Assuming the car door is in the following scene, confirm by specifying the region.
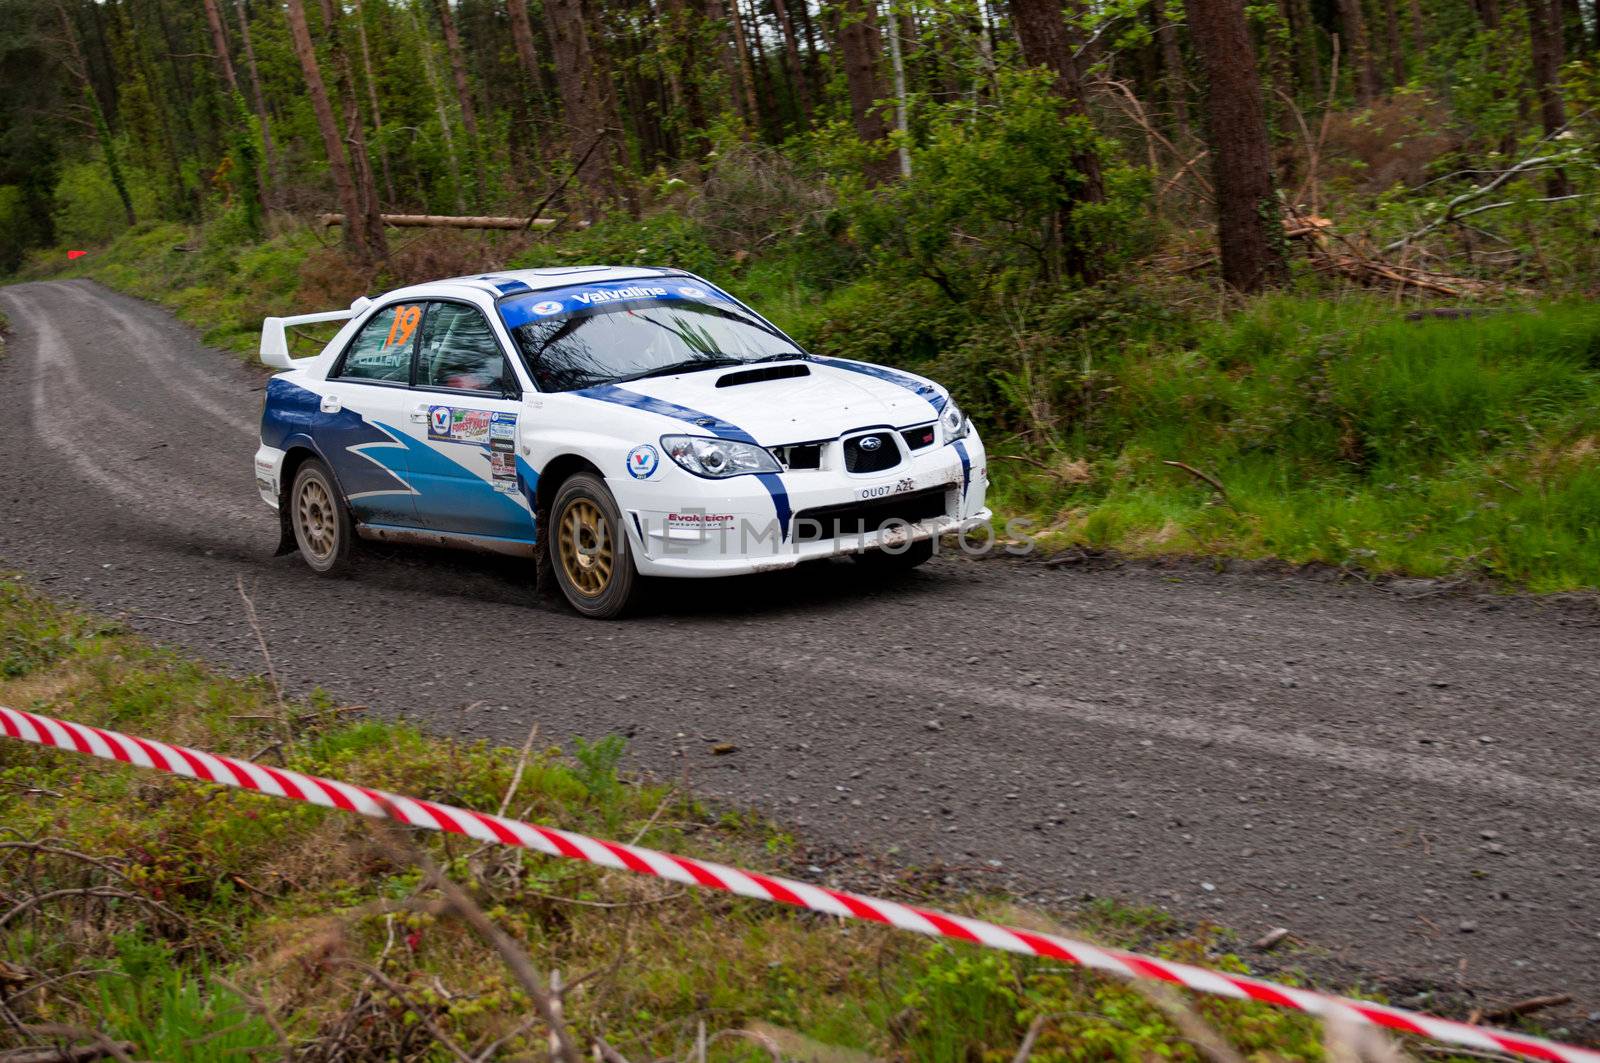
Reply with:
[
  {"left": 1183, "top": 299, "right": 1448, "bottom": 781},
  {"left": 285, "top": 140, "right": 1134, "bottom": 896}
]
[
  {"left": 316, "top": 301, "right": 426, "bottom": 528},
  {"left": 401, "top": 300, "right": 536, "bottom": 542}
]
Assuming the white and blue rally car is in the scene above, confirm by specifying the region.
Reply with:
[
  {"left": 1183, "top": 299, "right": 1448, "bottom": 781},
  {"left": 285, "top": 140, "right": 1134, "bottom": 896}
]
[{"left": 255, "top": 267, "right": 988, "bottom": 617}]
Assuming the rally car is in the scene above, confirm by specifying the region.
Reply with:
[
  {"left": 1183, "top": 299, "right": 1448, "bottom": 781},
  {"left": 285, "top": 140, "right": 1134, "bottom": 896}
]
[{"left": 255, "top": 266, "right": 988, "bottom": 618}]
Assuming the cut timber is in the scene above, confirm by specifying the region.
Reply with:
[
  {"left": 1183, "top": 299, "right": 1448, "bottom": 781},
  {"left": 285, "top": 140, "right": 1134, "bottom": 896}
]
[{"left": 317, "top": 213, "right": 565, "bottom": 231}]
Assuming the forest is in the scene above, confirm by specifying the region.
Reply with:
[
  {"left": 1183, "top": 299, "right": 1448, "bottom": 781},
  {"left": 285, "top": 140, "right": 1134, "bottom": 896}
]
[{"left": 1, "top": 0, "right": 1598, "bottom": 586}]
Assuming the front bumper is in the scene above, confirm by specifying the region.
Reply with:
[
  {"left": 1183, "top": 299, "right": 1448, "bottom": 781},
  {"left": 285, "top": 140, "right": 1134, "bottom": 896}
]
[
  {"left": 617, "top": 433, "right": 990, "bottom": 577},
  {"left": 254, "top": 444, "right": 287, "bottom": 507}
]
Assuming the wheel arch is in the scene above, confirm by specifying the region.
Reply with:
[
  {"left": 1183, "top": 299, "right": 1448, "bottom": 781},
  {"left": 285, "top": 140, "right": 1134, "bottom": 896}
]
[
  {"left": 274, "top": 440, "right": 347, "bottom": 555},
  {"left": 534, "top": 453, "right": 605, "bottom": 525}
]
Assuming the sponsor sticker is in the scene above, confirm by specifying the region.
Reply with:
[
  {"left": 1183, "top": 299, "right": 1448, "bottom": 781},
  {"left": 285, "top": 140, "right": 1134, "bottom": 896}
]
[
  {"left": 490, "top": 452, "right": 517, "bottom": 492},
  {"left": 429, "top": 407, "right": 493, "bottom": 444},
  {"left": 573, "top": 285, "right": 668, "bottom": 306},
  {"left": 531, "top": 300, "right": 563, "bottom": 316},
  {"left": 676, "top": 285, "right": 708, "bottom": 299},
  {"left": 626, "top": 444, "right": 660, "bottom": 480},
  {"left": 666, "top": 511, "right": 733, "bottom": 527},
  {"left": 489, "top": 412, "right": 517, "bottom": 453}
]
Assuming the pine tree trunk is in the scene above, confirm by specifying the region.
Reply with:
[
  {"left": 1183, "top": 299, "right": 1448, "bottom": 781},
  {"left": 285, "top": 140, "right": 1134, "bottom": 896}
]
[
  {"left": 703, "top": 0, "right": 751, "bottom": 125},
  {"left": 319, "top": 0, "right": 388, "bottom": 256},
  {"left": 56, "top": 2, "right": 136, "bottom": 227},
  {"left": 1153, "top": 1, "right": 1192, "bottom": 142},
  {"left": 285, "top": 0, "right": 378, "bottom": 262},
  {"left": 1379, "top": 0, "right": 1406, "bottom": 86},
  {"left": 1406, "top": 0, "right": 1426, "bottom": 59},
  {"left": 352, "top": 0, "right": 396, "bottom": 207},
  {"left": 505, "top": 0, "right": 552, "bottom": 174},
  {"left": 835, "top": 0, "right": 892, "bottom": 178},
  {"left": 771, "top": 0, "right": 813, "bottom": 120},
  {"left": 434, "top": 0, "right": 486, "bottom": 206},
  {"left": 1335, "top": 0, "right": 1381, "bottom": 101},
  {"left": 233, "top": 0, "right": 281, "bottom": 208},
  {"left": 1526, "top": 0, "right": 1571, "bottom": 195},
  {"left": 726, "top": 0, "right": 763, "bottom": 126},
  {"left": 885, "top": 0, "right": 912, "bottom": 176},
  {"left": 544, "top": 0, "right": 627, "bottom": 209},
  {"left": 1183, "top": 0, "right": 1286, "bottom": 291},
  {"left": 200, "top": 0, "right": 240, "bottom": 93},
  {"left": 1007, "top": 0, "right": 1105, "bottom": 200},
  {"left": 1288, "top": 0, "right": 1323, "bottom": 93}
]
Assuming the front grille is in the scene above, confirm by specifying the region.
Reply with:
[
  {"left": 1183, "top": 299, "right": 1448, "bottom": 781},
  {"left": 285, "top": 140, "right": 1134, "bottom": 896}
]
[
  {"left": 772, "top": 442, "right": 822, "bottom": 470},
  {"left": 843, "top": 431, "right": 901, "bottom": 474},
  {"left": 900, "top": 424, "right": 936, "bottom": 451},
  {"left": 793, "top": 486, "right": 952, "bottom": 543}
]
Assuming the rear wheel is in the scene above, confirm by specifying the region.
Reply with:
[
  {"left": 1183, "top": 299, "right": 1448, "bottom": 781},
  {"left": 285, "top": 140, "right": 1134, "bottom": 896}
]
[
  {"left": 550, "top": 473, "right": 638, "bottom": 619},
  {"left": 853, "top": 537, "right": 935, "bottom": 572},
  {"left": 290, "top": 459, "right": 354, "bottom": 576}
]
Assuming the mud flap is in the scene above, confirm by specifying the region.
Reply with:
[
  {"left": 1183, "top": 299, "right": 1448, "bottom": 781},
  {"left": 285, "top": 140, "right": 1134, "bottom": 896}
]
[{"left": 274, "top": 506, "right": 297, "bottom": 557}]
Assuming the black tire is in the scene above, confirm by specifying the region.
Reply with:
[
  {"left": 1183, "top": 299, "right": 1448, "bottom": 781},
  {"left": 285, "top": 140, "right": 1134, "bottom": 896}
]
[
  {"left": 853, "top": 537, "right": 935, "bottom": 571},
  {"left": 548, "top": 472, "right": 639, "bottom": 619},
  {"left": 289, "top": 459, "right": 355, "bottom": 577}
]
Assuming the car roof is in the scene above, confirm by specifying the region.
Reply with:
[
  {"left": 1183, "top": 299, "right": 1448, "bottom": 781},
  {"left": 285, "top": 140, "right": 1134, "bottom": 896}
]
[{"left": 382, "top": 265, "right": 687, "bottom": 303}]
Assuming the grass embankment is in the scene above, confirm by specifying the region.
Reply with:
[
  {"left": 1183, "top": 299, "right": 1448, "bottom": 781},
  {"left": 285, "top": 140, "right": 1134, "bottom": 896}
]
[
  {"left": 21, "top": 220, "right": 1600, "bottom": 591},
  {"left": 0, "top": 575, "right": 1379, "bottom": 1061}
]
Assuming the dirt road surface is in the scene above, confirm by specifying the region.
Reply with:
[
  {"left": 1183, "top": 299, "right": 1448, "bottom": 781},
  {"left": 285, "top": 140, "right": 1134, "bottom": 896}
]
[{"left": 2, "top": 279, "right": 1597, "bottom": 1022}]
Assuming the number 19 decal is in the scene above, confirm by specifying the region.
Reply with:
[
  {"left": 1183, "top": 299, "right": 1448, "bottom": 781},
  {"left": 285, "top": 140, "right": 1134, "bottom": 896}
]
[{"left": 385, "top": 304, "right": 422, "bottom": 348}]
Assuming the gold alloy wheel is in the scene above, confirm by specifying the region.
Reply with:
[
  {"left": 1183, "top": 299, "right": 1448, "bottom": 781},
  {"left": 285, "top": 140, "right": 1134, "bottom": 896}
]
[
  {"left": 557, "top": 497, "right": 613, "bottom": 598},
  {"left": 296, "top": 476, "right": 337, "bottom": 561}
]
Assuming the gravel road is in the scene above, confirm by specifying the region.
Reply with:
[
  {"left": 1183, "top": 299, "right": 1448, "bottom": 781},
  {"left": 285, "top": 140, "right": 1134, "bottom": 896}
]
[{"left": 2, "top": 279, "right": 1597, "bottom": 1020}]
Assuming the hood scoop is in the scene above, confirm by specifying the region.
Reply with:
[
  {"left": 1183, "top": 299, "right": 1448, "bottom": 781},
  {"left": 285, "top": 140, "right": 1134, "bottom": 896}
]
[{"left": 715, "top": 363, "right": 811, "bottom": 388}]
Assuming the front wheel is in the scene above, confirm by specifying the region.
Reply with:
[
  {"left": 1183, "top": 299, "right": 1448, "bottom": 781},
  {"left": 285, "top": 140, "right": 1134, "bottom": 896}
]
[
  {"left": 290, "top": 458, "right": 354, "bottom": 576},
  {"left": 549, "top": 473, "right": 639, "bottom": 619},
  {"left": 852, "top": 537, "right": 935, "bottom": 572}
]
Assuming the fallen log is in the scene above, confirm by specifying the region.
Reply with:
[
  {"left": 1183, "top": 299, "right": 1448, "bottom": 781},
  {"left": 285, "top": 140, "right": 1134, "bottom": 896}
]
[{"left": 317, "top": 212, "right": 562, "bottom": 231}]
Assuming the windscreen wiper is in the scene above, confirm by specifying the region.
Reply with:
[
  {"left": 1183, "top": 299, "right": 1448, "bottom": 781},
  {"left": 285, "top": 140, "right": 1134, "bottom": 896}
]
[{"left": 611, "top": 356, "right": 745, "bottom": 383}]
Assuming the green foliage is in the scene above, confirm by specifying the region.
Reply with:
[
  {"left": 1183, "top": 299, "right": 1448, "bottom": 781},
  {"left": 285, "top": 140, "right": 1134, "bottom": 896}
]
[
  {"left": 509, "top": 211, "right": 725, "bottom": 279},
  {"left": 571, "top": 733, "right": 628, "bottom": 802},
  {"left": 49, "top": 156, "right": 157, "bottom": 247},
  {"left": 823, "top": 69, "right": 1152, "bottom": 296},
  {"left": 96, "top": 935, "right": 277, "bottom": 1061}
]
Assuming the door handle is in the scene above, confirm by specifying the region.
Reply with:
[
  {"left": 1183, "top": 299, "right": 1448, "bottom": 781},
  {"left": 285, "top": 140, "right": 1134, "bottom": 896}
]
[
  {"left": 320, "top": 395, "right": 342, "bottom": 414},
  {"left": 409, "top": 404, "right": 429, "bottom": 423}
]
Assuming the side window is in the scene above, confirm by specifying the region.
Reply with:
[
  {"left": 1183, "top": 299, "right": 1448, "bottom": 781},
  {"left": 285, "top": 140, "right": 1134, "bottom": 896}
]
[
  {"left": 418, "top": 302, "right": 512, "bottom": 394},
  {"left": 337, "top": 303, "right": 422, "bottom": 383}
]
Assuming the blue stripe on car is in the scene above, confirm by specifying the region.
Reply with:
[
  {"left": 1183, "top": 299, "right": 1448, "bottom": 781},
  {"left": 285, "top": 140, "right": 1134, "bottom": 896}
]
[
  {"left": 953, "top": 439, "right": 971, "bottom": 496},
  {"left": 809, "top": 357, "right": 947, "bottom": 415},
  {"left": 577, "top": 384, "right": 793, "bottom": 540}
]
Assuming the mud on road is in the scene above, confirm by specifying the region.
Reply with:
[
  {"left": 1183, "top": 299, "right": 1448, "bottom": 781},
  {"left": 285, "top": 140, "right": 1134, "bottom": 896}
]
[{"left": 2, "top": 279, "right": 1597, "bottom": 1023}]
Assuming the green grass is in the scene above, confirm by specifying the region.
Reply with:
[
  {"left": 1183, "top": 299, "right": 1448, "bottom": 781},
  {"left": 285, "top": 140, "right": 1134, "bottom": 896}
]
[
  {"left": 986, "top": 298, "right": 1600, "bottom": 591},
  {"left": 0, "top": 574, "right": 1508, "bottom": 1060}
]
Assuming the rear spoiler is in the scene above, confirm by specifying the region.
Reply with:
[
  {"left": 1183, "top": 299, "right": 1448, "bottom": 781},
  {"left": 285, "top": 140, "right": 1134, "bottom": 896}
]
[{"left": 259, "top": 296, "right": 373, "bottom": 369}]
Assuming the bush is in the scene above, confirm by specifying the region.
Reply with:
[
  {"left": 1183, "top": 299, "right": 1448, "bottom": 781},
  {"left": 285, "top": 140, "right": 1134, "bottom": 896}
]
[{"left": 49, "top": 155, "right": 157, "bottom": 247}]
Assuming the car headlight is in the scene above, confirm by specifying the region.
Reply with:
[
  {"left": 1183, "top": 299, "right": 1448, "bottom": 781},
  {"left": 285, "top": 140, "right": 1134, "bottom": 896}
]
[
  {"left": 940, "top": 400, "right": 968, "bottom": 442},
  {"left": 661, "top": 435, "right": 781, "bottom": 478}
]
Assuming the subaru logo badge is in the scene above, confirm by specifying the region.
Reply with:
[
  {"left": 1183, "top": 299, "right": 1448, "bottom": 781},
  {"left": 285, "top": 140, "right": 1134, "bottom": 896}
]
[{"left": 860, "top": 435, "right": 882, "bottom": 451}]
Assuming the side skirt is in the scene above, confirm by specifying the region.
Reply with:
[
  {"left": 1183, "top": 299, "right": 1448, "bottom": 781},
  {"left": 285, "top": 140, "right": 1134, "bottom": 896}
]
[{"left": 355, "top": 523, "right": 538, "bottom": 559}]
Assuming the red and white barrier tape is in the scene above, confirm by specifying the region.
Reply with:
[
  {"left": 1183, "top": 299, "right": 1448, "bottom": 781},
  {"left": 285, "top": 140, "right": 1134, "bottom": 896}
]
[{"left": 3, "top": 704, "right": 1595, "bottom": 1063}]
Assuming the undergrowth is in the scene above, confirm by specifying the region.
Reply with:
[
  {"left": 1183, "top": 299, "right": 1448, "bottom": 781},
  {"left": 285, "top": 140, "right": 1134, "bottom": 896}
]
[{"left": 0, "top": 574, "right": 1487, "bottom": 1061}]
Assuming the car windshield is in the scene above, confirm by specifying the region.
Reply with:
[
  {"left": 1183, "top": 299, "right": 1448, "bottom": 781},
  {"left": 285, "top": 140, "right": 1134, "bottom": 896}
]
[{"left": 504, "top": 297, "right": 806, "bottom": 393}]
